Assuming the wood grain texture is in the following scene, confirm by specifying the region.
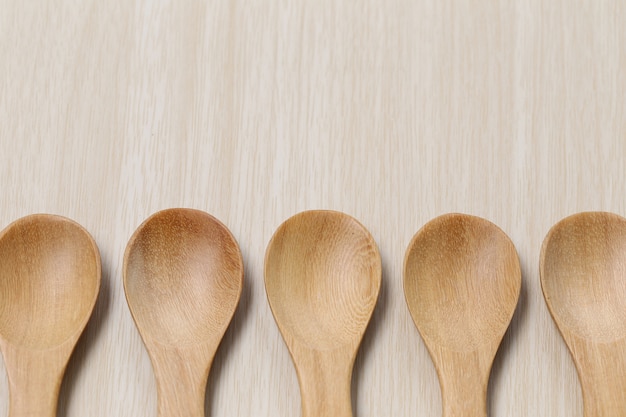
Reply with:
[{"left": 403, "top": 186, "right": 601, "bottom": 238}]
[
  {"left": 404, "top": 214, "right": 521, "bottom": 417},
  {"left": 124, "top": 208, "right": 243, "bottom": 417},
  {"left": 541, "top": 212, "right": 626, "bottom": 417},
  {"left": 0, "top": 0, "right": 624, "bottom": 416},
  {"left": 0, "top": 215, "right": 101, "bottom": 417},
  {"left": 265, "top": 210, "right": 381, "bottom": 417}
]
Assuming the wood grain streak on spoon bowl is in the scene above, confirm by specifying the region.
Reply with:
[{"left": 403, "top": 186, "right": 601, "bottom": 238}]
[
  {"left": 0, "top": 214, "right": 100, "bottom": 417},
  {"left": 0, "top": 217, "right": 99, "bottom": 349},
  {"left": 541, "top": 212, "right": 626, "bottom": 417},
  {"left": 123, "top": 208, "right": 243, "bottom": 417},
  {"left": 404, "top": 214, "right": 520, "bottom": 352},
  {"left": 541, "top": 213, "right": 626, "bottom": 343},
  {"left": 403, "top": 214, "right": 520, "bottom": 417},
  {"left": 124, "top": 210, "right": 242, "bottom": 347},
  {"left": 265, "top": 210, "right": 381, "bottom": 417}
]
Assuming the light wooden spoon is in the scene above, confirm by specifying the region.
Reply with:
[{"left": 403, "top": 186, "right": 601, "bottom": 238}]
[
  {"left": 541, "top": 212, "right": 626, "bottom": 416},
  {"left": 0, "top": 214, "right": 101, "bottom": 417},
  {"left": 123, "top": 208, "right": 243, "bottom": 417},
  {"left": 264, "top": 210, "right": 381, "bottom": 417},
  {"left": 403, "top": 213, "right": 521, "bottom": 417}
]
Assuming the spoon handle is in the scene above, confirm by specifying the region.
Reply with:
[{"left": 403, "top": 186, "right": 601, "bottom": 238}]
[
  {"left": 436, "top": 350, "right": 490, "bottom": 417},
  {"left": 295, "top": 349, "right": 353, "bottom": 417},
  {"left": 2, "top": 342, "right": 68, "bottom": 417},
  {"left": 569, "top": 340, "right": 626, "bottom": 417},
  {"left": 150, "top": 346, "right": 212, "bottom": 417}
]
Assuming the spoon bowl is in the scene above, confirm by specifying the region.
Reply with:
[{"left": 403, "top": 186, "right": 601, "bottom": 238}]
[
  {"left": 265, "top": 210, "right": 381, "bottom": 417},
  {"left": 0, "top": 214, "right": 101, "bottom": 417},
  {"left": 403, "top": 214, "right": 520, "bottom": 417},
  {"left": 541, "top": 212, "right": 626, "bottom": 416},
  {"left": 124, "top": 208, "right": 243, "bottom": 417}
]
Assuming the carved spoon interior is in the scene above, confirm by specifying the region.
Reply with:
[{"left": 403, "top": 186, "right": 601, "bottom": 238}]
[
  {"left": 0, "top": 214, "right": 101, "bottom": 417},
  {"left": 404, "top": 213, "right": 521, "bottom": 417},
  {"left": 124, "top": 208, "right": 243, "bottom": 417},
  {"left": 541, "top": 212, "right": 626, "bottom": 417},
  {"left": 264, "top": 210, "right": 381, "bottom": 417}
]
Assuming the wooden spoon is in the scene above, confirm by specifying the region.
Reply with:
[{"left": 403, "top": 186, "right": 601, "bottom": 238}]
[
  {"left": 123, "top": 208, "right": 243, "bottom": 417},
  {"left": 264, "top": 210, "right": 381, "bottom": 417},
  {"left": 540, "top": 212, "right": 626, "bottom": 416},
  {"left": 0, "top": 214, "right": 101, "bottom": 417},
  {"left": 403, "top": 213, "right": 521, "bottom": 417}
]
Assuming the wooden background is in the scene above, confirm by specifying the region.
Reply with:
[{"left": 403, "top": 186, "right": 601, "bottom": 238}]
[{"left": 1, "top": 0, "right": 625, "bottom": 416}]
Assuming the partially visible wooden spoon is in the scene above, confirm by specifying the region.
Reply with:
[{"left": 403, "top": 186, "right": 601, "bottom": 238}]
[
  {"left": 123, "top": 208, "right": 243, "bottom": 417},
  {"left": 264, "top": 210, "right": 381, "bottom": 417},
  {"left": 403, "top": 214, "right": 521, "bottom": 417},
  {"left": 0, "top": 214, "right": 101, "bottom": 417},
  {"left": 541, "top": 212, "right": 626, "bottom": 416}
]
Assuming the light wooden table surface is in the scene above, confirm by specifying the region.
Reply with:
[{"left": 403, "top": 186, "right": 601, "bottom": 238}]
[{"left": 1, "top": 1, "right": 624, "bottom": 416}]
